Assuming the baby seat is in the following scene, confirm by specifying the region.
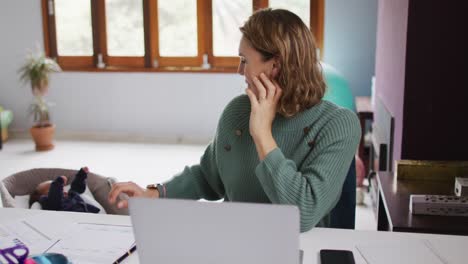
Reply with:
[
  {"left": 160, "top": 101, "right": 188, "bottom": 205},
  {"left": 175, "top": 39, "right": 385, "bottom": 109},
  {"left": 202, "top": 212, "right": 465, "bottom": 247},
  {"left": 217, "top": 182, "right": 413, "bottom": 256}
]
[{"left": 0, "top": 168, "right": 128, "bottom": 215}]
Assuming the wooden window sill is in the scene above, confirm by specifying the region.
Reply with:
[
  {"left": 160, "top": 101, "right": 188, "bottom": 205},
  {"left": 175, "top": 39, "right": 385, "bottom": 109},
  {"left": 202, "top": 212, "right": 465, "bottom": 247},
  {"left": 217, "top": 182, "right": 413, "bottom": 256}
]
[{"left": 59, "top": 66, "right": 239, "bottom": 73}]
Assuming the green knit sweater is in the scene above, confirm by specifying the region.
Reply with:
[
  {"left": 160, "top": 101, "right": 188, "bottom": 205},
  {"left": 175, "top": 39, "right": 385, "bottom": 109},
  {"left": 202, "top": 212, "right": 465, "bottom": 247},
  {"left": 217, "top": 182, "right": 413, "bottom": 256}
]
[{"left": 164, "top": 95, "right": 361, "bottom": 232}]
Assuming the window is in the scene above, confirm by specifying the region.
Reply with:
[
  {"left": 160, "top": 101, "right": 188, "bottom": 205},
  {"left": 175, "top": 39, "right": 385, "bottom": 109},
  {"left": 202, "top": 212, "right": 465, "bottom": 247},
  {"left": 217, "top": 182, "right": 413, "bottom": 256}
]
[
  {"left": 212, "top": 0, "right": 252, "bottom": 57},
  {"left": 158, "top": 0, "right": 198, "bottom": 57},
  {"left": 55, "top": 0, "right": 93, "bottom": 56},
  {"left": 106, "top": 0, "right": 145, "bottom": 56},
  {"left": 42, "top": 0, "right": 324, "bottom": 72}
]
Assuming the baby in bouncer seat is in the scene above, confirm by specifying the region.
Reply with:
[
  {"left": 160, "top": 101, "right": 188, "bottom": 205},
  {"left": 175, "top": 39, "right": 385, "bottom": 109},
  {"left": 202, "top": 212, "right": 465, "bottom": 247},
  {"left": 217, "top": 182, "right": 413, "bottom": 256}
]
[{"left": 28, "top": 167, "right": 101, "bottom": 213}]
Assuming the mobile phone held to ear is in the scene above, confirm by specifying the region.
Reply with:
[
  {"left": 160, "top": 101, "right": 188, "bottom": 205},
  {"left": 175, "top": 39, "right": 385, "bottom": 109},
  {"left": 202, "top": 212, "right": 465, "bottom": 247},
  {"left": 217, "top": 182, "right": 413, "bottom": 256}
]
[{"left": 320, "top": 249, "right": 356, "bottom": 264}]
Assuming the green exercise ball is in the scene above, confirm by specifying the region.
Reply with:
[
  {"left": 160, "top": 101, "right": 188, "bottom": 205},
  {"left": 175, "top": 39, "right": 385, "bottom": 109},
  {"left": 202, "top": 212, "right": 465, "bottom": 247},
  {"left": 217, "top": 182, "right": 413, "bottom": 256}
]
[{"left": 322, "top": 63, "right": 355, "bottom": 111}]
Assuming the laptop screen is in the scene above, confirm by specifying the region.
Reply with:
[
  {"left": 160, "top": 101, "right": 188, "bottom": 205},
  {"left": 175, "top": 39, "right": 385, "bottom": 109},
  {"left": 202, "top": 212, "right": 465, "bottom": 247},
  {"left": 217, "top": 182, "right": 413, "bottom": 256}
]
[{"left": 129, "top": 198, "right": 300, "bottom": 264}]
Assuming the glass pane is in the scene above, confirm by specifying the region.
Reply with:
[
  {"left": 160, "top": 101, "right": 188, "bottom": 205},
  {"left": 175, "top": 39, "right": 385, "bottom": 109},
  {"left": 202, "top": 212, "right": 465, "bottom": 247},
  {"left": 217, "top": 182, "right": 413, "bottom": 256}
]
[
  {"left": 213, "top": 0, "right": 252, "bottom": 57},
  {"left": 158, "top": 0, "right": 197, "bottom": 57},
  {"left": 55, "top": 0, "right": 93, "bottom": 56},
  {"left": 106, "top": 0, "right": 145, "bottom": 56},
  {"left": 269, "top": 0, "right": 310, "bottom": 28}
]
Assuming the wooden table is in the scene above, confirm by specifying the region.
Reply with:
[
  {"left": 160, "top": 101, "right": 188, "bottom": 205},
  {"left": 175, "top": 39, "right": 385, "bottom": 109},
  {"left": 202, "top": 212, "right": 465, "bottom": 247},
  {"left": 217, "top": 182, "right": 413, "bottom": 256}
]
[
  {"left": 377, "top": 171, "right": 468, "bottom": 235},
  {"left": 3, "top": 208, "right": 468, "bottom": 264}
]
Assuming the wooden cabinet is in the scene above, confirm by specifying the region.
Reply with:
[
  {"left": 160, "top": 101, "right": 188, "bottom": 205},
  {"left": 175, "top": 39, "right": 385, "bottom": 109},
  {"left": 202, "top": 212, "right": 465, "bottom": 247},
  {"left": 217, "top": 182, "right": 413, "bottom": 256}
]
[{"left": 377, "top": 172, "right": 468, "bottom": 235}]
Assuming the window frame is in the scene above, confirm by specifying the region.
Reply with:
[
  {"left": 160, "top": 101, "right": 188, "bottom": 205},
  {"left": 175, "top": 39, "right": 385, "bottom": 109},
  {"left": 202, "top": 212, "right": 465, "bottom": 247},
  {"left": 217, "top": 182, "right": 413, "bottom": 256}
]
[{"left": 42, "top": 0, "right": 324, "bottom": 73}]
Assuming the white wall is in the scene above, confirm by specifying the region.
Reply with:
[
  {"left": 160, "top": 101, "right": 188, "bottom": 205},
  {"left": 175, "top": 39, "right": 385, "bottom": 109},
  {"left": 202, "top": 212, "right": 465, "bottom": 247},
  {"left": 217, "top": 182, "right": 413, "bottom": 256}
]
[{"left": 0, "top": 0, "right": 377, "bottom": 143}]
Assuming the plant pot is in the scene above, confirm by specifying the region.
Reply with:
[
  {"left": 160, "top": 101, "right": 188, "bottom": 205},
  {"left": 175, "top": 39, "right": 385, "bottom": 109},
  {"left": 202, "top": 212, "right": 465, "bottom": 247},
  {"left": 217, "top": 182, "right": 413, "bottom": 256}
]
[{"left": 30, "top": 125, "right": 55, "bottom": 151}]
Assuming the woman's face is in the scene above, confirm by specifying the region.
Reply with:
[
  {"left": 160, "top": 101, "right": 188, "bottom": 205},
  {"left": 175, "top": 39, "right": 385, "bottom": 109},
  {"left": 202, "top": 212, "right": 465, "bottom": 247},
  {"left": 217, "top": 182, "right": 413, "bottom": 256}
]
[{"left": 238, "top": 37, "right": 277, "bottom": 97}]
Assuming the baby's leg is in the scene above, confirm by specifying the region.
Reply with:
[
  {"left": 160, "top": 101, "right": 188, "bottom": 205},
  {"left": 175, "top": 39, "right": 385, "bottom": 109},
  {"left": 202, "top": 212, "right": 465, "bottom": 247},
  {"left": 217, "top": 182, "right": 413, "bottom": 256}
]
[
  {"left": 70, "top": 167, "right": 88, "bottom": 194},
  {"left": 44, "top": 176, "right": 65, "bottom": 210}
]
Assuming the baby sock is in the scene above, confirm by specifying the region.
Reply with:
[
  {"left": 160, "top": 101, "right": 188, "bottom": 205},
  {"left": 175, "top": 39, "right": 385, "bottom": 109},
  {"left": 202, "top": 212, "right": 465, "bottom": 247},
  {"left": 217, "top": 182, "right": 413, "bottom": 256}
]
[
  {"left": 45, "top": 176, "right": 65, "bottom": 210},
  {"left": 70, "top": 167, "right": 89, "bottom": 194}
]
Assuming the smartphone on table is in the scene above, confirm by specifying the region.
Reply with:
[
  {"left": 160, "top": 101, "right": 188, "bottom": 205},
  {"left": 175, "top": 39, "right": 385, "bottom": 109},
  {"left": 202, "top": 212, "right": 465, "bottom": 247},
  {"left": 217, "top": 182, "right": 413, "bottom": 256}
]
[{"left": 320, "top": 249, "right": 356, "bottom": 264}]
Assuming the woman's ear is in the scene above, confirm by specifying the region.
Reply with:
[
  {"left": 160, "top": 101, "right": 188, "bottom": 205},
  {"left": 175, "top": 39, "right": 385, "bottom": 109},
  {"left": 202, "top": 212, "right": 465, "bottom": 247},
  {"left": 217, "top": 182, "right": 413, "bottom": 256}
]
[{"left": 271, "top": 60, "right": 281, "bottom": 79}]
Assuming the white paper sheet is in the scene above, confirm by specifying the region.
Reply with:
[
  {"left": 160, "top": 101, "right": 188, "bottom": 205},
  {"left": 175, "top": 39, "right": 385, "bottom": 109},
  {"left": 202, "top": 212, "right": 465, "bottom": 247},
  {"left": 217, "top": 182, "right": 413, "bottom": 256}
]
[
  {"left": 45, "top": 222, "right": 135, "bottom": 264},
  {"left": 356, "top": 240, "right": 446, "bottom": 264},
  {"left": 0, "top": 213, "right": 70, "bottom": 254},
  {"left": 425, "top": 238, "right": 467, "bottom": 264},
  {"left": 1, "top": 214, "right": 135, "bottom": 264}
]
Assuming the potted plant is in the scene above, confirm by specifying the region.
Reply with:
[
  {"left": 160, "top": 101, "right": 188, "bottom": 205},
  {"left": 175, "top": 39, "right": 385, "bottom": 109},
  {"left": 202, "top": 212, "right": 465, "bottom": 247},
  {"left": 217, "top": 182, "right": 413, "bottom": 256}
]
[{"left": 19, "top": 50, "right": 61, "bottom": 151}]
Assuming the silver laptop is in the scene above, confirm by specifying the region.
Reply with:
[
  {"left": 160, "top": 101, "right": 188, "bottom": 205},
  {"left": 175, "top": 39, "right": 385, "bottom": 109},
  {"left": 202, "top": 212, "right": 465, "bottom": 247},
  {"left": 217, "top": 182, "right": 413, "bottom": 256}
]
[{"left": 129, "top": 198, "right": 300, "bottom": 264}]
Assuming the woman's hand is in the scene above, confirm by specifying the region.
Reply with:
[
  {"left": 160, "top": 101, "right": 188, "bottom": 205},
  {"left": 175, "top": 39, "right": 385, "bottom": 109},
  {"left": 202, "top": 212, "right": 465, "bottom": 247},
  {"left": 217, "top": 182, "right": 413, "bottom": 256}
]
[
  {"left": 245, "top": 73, "right": 283, "bottom": 140},
  {"left": 245, "top": 73, "right": 282, "bottom": 160},
  {"left": 108, "top": 181, "right": 159, "bottom": 209}
]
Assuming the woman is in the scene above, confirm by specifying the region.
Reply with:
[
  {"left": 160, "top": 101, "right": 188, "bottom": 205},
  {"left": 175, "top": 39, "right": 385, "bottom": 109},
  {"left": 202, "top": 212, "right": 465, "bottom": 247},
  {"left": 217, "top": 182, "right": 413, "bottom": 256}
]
[{"left": 108, "top": 8, "right": 360, "bottom": 232}]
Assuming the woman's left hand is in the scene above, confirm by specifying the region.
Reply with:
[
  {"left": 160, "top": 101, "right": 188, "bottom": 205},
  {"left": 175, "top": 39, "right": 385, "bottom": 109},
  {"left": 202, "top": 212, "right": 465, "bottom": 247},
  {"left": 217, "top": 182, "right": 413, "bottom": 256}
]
[{"left": 245, "top": 72, "right": 283, "bottom": 142}]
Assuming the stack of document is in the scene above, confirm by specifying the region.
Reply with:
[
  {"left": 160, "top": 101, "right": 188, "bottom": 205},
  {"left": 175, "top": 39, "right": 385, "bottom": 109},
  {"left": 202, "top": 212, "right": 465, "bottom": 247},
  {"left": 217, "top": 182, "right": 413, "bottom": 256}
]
[{"left": 0, "top": 214, "right": 135, "bottom": 264}]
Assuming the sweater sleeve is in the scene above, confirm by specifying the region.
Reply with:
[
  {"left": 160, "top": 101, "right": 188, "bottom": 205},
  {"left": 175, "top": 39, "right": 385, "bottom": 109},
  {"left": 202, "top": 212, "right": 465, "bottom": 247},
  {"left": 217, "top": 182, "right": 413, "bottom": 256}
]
[
  {"left": 163, "top": 134, "right": 225, "bottom": 201},
  {"left": 162, "top": 96, "right": 246, "bottom": 200},
  {"left": 254, "top": 110, "right": 361, "bottom": 232}
]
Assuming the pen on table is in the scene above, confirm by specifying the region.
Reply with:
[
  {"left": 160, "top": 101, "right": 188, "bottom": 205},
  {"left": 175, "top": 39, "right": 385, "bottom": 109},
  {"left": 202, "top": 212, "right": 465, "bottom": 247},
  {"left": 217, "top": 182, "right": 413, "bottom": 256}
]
[{"left": 113, "top": 244, "right": 137, "bottom": 264}]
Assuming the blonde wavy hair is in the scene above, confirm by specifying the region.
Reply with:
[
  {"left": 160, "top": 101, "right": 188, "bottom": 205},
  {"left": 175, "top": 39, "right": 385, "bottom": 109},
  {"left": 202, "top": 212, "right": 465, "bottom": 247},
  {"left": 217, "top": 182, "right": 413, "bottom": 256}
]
[{"left": 240, "top": 8, "right": 326, "bottom": 117}]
